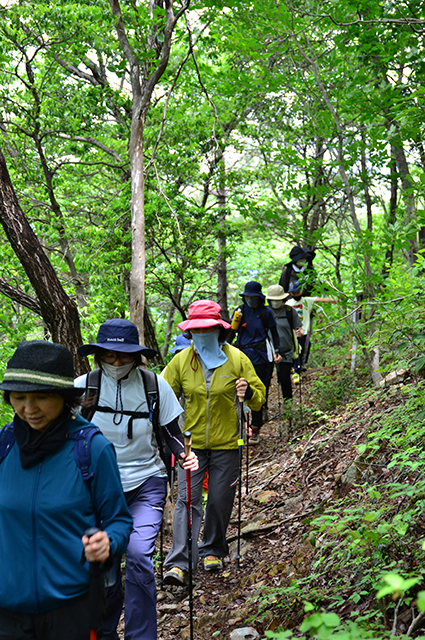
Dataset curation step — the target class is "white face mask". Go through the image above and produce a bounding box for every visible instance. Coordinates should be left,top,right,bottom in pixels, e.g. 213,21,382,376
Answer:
270,300,284,309
102,362,135,380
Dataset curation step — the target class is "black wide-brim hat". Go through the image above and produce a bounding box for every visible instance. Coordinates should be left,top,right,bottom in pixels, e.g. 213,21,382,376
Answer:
0,340,84,395
78,318,157,359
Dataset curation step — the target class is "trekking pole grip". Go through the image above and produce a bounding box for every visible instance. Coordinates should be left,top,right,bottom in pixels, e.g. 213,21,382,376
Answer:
184,431,192,457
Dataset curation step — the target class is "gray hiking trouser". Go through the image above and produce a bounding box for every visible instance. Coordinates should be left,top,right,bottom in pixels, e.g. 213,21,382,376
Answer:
164,448,239,572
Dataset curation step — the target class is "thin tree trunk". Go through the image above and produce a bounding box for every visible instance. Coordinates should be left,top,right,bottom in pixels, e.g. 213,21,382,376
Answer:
381,147,398,277
216,181,229,321
0,147,89,375
161,297,177,359
144,305,163,366
392,142,418,266
109,0,187,345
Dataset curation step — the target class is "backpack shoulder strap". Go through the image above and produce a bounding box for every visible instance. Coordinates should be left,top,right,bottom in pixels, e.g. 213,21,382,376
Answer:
0,419,102,491
258,305,270,334
139,369,160,431
0,423,15,464
68,425,102,483
285,305,294,330
139,369,173,482
81,369,102,422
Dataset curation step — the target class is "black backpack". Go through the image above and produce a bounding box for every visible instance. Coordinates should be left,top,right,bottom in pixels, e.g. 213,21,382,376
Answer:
81,368,172,481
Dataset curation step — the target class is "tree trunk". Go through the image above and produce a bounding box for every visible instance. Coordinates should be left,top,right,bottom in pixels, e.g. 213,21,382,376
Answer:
129,114,146,341
144,305,163,366
393,142,418,267
0,147,89,375
109,0,187,346
216,183,229,321
161,295,177,359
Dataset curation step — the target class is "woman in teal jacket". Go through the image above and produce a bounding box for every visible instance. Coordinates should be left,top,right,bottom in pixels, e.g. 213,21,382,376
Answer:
0,340,132,640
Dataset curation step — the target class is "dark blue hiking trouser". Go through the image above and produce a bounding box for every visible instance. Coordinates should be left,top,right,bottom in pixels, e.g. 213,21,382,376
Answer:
251,361,273,428
103,475,167,640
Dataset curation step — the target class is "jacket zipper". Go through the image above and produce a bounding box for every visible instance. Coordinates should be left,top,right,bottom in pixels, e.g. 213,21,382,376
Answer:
205,386,210,448
32,463,42,611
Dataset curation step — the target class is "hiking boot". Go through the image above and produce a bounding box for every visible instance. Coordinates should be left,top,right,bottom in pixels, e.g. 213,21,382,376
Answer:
203,556,223,572
292,372,300,385
163,567,189,586
249,428,260,445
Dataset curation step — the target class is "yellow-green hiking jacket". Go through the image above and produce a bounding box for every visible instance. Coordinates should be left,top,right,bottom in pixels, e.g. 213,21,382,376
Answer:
164,343,266,450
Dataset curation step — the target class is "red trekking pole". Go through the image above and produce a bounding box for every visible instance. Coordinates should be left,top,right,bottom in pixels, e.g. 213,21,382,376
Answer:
184,431,194,640
245,411,250,496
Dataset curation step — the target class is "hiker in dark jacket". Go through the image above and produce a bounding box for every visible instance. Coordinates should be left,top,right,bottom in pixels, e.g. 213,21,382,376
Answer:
267,285,303,404
0,340,132,640
279,245,316,296
75,319,198,640
229,281,281,444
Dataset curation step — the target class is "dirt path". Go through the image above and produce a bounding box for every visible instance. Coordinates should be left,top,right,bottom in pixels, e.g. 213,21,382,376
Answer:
151,368,367,639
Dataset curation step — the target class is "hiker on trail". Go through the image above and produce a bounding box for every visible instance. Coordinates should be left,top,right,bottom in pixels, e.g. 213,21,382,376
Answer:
228,280,280,444
165,332,210,505
0,340,132,640
266,284,303,404
279,245,316,296
162,300,265,585
170,333,191,355
75,319,198,640
286,282,337,377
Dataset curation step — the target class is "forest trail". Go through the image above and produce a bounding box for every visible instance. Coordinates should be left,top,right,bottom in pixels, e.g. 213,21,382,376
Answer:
136,363,391,640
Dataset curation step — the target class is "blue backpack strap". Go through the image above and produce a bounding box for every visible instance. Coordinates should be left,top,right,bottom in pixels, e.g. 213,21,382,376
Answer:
0,423,15,464
68,425,102,483
0,422,101,488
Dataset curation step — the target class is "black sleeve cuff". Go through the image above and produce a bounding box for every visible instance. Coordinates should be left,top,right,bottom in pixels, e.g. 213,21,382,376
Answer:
244,383,253,400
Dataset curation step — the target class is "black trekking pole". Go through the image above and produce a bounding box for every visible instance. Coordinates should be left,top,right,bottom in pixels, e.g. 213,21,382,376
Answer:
276,362,282,436
184,431,194,640
84,527,106,640
236,399,245,571
299,368,303,422
159,521,164,591
170,453,176,502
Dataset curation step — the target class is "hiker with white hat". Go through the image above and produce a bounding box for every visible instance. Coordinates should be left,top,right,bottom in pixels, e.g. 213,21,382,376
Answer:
266,285,303,406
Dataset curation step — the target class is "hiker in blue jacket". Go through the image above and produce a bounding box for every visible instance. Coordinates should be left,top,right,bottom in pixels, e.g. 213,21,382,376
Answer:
0,340,132,640
75,318,198,640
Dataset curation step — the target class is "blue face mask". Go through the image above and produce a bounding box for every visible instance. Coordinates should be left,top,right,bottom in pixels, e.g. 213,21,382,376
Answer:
245,297,259,308
191,329,228,370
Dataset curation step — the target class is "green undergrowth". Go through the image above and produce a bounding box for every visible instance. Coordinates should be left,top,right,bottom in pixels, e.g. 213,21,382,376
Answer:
254,377,425,638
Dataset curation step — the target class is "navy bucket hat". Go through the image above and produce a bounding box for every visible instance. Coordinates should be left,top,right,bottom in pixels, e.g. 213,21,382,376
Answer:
288,280,303,294
170,334,192,354
240,281,266,300
78,319,157,359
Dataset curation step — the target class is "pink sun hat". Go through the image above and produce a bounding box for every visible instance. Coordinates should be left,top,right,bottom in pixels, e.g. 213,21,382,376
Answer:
178,300,231,332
